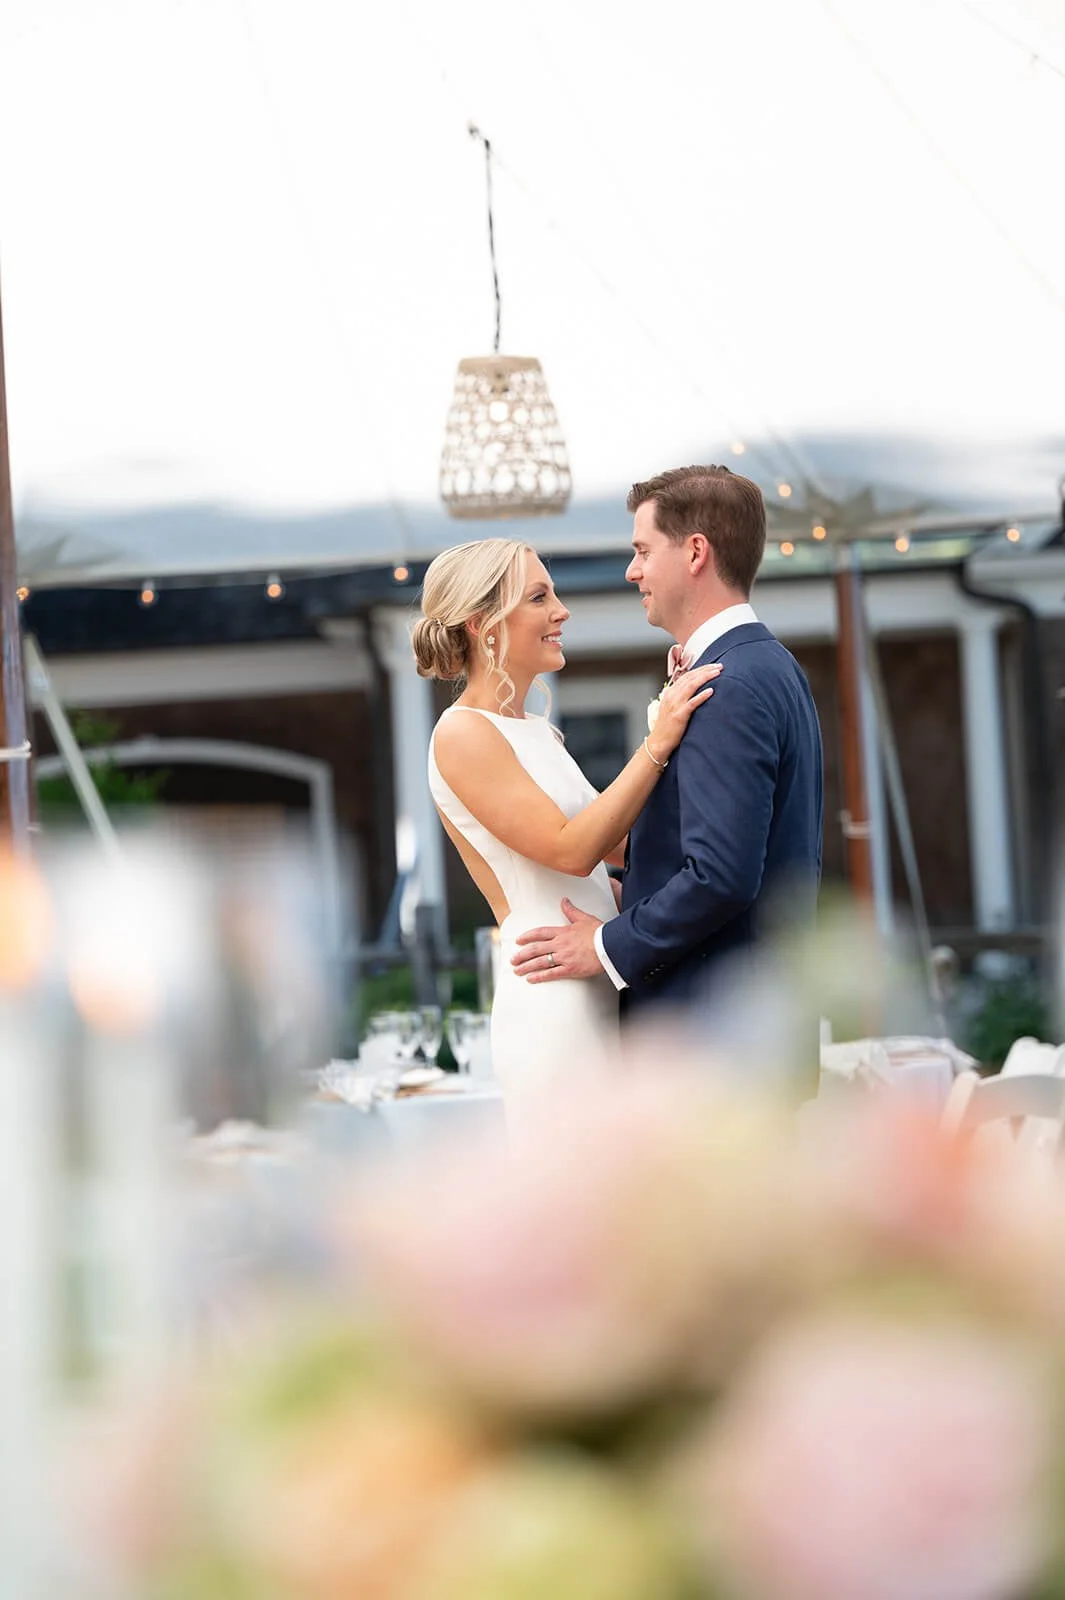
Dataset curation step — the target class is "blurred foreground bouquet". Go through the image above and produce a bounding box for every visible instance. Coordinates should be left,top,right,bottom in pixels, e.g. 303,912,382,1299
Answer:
80,1056,1065,1600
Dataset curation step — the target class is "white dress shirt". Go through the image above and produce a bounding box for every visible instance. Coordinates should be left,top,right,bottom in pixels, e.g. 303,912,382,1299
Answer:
593,603,759,989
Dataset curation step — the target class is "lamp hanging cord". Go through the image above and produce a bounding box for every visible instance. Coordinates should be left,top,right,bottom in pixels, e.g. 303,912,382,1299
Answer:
469,123,502,354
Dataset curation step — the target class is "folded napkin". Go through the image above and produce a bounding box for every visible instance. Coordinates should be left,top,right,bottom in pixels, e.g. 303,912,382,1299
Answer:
316,1061,447,1109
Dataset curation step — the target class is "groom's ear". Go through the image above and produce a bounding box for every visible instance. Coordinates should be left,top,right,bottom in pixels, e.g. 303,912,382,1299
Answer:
688,534,712,576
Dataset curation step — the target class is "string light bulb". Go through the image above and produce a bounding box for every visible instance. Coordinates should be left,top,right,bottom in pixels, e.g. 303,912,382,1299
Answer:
731,441,746,456
894,533,910,553
777,482,792,498
393,564,410,583
138,581,157,608
812,523,827,541
779,541,795,557
265,574,285,601
15,585,29,603
1006,525,1021,543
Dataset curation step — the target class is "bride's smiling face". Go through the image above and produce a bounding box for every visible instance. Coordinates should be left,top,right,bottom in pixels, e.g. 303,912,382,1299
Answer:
500,553,570,676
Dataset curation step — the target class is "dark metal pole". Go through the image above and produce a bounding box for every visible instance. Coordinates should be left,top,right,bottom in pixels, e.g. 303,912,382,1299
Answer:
834,543,874,905
0,282,31,852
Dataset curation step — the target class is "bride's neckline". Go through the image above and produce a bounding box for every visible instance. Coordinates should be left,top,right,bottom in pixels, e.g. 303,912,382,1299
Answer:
446,704,545,724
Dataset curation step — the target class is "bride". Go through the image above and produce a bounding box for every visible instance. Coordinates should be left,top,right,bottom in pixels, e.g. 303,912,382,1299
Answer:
413,538,719,1110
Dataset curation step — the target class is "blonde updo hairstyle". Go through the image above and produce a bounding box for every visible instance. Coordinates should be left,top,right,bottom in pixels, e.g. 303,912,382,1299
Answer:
412,538,547,717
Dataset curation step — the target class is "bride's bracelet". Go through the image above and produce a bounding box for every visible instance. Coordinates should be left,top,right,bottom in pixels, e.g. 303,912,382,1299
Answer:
642,737,668,771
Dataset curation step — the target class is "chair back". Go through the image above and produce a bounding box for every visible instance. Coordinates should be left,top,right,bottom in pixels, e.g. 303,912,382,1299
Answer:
942,1071,1065,1157
999,1037,1065,1079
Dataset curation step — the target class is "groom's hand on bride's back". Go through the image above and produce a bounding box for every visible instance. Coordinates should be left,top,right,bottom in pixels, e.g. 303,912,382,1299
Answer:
511,898,603,982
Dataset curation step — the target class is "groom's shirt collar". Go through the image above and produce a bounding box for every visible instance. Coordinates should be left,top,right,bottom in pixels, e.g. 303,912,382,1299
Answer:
676,602,758,669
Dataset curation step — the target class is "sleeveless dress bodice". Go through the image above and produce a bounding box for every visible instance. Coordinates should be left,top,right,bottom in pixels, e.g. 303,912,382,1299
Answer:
428,706,620,1105
428,707,618,929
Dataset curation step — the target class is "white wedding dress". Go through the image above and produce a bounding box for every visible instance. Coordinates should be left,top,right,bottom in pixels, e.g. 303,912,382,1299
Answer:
428,706,620,1105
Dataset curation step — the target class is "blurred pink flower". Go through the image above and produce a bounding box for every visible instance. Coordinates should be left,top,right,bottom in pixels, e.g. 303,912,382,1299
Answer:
795,1097,1065,1328
336,1065,796,1419
688,1311,1054,1600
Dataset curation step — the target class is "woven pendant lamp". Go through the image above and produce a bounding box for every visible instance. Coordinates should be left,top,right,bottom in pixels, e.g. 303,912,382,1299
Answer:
440,354,571,520
440,128,571,520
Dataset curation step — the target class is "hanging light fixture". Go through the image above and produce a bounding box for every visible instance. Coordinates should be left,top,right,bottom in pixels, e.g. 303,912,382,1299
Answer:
439,126,572,520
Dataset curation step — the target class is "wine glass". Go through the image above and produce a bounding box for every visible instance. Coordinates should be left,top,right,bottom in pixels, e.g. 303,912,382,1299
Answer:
392,1009,422,1065
359,1010,402,1073
464,1013,493,1081
418,1005,443,1066
446,1009,473,1073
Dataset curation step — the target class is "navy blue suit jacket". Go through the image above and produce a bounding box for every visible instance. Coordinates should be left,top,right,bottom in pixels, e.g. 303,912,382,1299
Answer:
600,622,823,1014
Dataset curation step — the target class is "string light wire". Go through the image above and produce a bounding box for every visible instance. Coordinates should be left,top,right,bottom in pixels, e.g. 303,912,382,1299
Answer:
477,140,817,495
469,125,503,354
954,0,1065,83
822,0,1065,325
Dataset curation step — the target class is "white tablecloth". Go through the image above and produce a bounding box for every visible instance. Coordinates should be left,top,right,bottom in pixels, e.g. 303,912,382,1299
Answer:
819,1035,976,1110
376,1086,505,1150
303,1081,506,1158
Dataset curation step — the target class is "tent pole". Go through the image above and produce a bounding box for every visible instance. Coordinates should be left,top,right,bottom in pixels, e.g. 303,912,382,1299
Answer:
0,282,31,854
834,542,874,906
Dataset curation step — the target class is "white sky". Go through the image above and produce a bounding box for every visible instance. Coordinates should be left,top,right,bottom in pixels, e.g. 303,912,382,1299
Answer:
3,0,1065,574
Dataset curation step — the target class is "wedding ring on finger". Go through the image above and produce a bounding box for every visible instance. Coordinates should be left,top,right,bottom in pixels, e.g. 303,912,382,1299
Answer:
546,952,556,968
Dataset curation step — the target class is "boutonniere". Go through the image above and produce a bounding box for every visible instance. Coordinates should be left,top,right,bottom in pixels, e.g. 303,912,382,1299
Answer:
646,678,670,733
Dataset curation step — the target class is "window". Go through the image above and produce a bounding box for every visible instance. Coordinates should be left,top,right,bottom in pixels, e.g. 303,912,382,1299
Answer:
554,672,660,790
558,711,629,791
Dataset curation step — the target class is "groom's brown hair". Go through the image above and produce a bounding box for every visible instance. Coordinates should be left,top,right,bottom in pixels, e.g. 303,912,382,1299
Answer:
627,464,766,596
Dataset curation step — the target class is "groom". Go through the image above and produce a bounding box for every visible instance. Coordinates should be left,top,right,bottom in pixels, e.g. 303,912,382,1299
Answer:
512,463,823,1021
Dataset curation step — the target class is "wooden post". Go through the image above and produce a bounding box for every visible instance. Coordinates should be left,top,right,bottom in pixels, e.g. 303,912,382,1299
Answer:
834,542,874,905
0,283,31,852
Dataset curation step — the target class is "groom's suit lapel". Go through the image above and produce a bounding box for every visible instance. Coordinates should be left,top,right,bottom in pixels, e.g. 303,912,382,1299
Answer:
623,622,773,877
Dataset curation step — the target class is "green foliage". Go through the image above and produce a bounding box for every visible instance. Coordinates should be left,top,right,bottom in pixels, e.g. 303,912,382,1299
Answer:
962,977,1052,1071
445,967,479,1011
357,965,417,1016
35,712,169,821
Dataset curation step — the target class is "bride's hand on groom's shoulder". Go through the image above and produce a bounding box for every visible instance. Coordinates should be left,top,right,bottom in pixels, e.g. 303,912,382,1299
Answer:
649,663,723,760
511,898,604,983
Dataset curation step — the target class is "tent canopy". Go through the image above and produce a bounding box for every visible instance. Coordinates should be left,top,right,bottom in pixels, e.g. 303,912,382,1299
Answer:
4,0,1065,588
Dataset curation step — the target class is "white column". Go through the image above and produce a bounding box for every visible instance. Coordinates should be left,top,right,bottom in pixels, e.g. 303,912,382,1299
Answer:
958,612,1014,931
375,609,448,935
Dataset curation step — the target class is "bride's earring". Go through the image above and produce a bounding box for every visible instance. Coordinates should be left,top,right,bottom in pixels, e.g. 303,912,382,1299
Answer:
486,635,496,647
